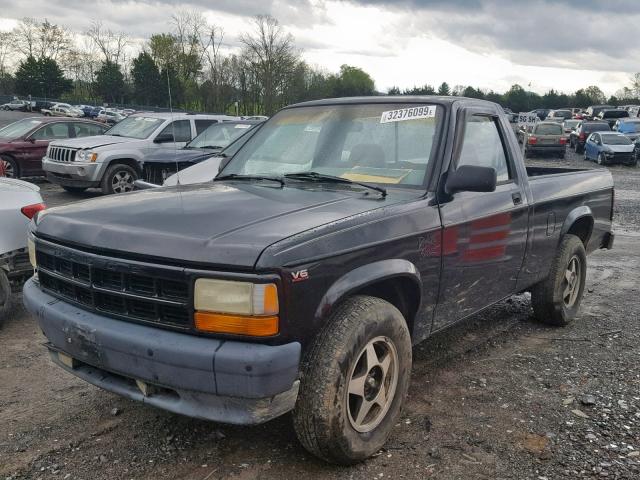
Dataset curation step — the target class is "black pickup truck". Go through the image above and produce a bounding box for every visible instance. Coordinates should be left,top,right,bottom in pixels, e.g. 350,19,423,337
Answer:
24,97,614,464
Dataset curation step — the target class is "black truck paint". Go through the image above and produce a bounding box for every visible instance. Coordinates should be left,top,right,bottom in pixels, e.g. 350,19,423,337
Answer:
23,96,614,462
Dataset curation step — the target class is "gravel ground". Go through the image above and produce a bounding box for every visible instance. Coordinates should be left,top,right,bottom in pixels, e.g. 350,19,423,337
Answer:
1,146,639,479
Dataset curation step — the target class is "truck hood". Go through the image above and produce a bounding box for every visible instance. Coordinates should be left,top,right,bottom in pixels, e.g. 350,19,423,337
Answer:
50,135,139,150
35,182,413,269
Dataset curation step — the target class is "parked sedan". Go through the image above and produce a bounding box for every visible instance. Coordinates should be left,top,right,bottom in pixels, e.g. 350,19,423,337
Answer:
570,121,611,153
1,99,30,111
584,132,636,166
521,121,567,158
97,111,125,125
0,117,108,178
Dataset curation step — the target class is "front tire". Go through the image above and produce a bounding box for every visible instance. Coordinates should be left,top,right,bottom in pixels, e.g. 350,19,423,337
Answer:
531,234,587,326
597,153,604,165
101,163,138,195
293,295,412,465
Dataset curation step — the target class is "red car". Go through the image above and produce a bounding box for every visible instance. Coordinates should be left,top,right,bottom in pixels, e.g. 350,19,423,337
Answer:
0,117,108,178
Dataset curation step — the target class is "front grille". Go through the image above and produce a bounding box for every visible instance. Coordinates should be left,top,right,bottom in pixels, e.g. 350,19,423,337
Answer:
610,152,633,163
48,147,77,162
36,247,191,328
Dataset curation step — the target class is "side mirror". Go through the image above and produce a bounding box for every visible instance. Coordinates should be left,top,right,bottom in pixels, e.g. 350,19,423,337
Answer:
445,165,497,195
218,156,231,173
154,133,174,143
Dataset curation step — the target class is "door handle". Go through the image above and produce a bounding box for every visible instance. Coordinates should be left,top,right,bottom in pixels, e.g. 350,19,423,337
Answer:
512,192,522,205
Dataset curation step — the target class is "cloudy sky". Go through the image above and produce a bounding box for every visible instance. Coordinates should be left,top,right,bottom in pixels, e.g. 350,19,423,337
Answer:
1,0,639,95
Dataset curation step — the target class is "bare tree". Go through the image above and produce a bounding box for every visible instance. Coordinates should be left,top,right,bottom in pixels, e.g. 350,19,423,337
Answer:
86,20,129,66
171,10,208,82
0,31,14,76
240,15,299,115
12,18,71,61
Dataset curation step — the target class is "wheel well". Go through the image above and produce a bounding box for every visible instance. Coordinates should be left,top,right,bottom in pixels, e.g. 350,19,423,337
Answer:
107,158,141,174
566,216,593,246
352,277,421,335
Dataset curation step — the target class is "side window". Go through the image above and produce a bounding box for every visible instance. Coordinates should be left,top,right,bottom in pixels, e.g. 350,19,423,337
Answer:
72,123,106,137
159,120,191,142
457,115,511,183
31,123,71,140
195,119,218,135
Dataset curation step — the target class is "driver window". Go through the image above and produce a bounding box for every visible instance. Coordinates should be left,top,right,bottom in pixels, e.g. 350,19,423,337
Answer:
159,120,191,142
457,115,510,183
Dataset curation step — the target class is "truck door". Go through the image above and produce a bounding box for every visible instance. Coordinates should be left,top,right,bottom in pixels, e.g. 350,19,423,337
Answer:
433,108,529,332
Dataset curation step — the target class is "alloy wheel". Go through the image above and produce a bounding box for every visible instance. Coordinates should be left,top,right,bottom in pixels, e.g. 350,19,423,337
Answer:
563,256,582,308
2,159,15,178
111,170,134,193
346,336,399,433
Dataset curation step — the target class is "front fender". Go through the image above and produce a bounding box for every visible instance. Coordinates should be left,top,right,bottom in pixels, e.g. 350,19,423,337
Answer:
314,259,422,321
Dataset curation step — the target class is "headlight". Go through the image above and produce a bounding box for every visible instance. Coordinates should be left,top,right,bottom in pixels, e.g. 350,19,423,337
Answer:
193,279,279,336
77,151,98,162
27,237,37,268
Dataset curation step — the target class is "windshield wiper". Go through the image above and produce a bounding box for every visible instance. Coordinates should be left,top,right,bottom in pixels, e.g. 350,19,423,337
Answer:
284,171,387,197
199,145,224,150
214,173,284,186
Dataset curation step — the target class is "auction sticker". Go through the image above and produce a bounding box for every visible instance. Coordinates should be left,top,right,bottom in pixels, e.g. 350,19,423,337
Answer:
380,105,436,123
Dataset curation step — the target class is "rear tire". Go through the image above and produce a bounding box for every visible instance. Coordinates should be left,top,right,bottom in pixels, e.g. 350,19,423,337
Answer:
101,163,138,195
531,234,587,327
576,144,584,154
293,295,412,465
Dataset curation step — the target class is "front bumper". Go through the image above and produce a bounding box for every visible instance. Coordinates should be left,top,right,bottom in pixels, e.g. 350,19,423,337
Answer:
23,279,301,424
42,156,101,186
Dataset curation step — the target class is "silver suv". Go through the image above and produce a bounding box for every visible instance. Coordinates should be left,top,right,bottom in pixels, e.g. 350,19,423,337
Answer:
42,112,238,194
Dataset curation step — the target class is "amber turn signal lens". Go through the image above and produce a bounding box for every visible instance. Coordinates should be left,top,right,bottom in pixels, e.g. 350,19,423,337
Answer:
194,312,279,336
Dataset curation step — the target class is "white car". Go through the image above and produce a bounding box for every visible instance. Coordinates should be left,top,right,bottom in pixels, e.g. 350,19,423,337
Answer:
0,178,45,325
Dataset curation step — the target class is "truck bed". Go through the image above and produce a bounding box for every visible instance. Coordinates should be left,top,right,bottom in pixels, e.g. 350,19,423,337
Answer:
526,166,591,177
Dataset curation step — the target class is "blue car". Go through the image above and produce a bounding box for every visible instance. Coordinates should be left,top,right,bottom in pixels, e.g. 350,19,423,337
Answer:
584,131,637,166
612,118,640,142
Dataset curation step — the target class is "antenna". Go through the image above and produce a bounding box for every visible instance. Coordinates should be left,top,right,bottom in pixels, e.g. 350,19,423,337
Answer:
166,68,180,185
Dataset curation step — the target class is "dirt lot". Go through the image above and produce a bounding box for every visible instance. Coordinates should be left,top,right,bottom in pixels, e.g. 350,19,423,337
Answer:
1,148,639,479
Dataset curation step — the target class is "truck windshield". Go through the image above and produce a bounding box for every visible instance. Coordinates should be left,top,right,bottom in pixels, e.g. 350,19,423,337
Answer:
601,134,632,145
105,116,165,139
222,104,442,187
187,123,255,150
0,119,43,139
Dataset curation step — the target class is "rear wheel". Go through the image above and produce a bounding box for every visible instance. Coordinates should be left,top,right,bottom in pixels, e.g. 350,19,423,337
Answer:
531,234,587,326
101,163,138,195
1,156,18,178
293,295,412,464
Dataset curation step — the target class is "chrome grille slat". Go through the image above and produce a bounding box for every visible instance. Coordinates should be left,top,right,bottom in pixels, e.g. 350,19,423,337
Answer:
49,146,77,162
